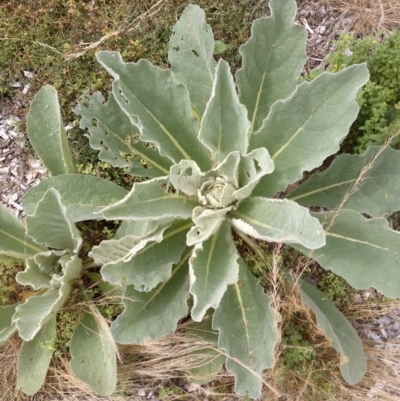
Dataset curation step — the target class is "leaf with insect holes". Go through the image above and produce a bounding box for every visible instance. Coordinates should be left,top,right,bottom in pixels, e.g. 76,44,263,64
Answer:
168,4,216,117
75,91,172,177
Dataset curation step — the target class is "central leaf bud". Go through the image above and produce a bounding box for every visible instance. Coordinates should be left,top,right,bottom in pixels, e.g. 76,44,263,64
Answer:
198,176,237,209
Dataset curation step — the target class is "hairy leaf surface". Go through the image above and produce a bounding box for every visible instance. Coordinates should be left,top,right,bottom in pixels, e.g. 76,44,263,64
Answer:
17,316,56,396
189,220,239,321
26,188,82,252
111,250,191,343
212,259,277,398
295,210,400,298
199,59,250,164
100,177,198,221
23,175,128,222
97,220,191,291
186,315,225,384
75,91,171,177
236,0,307,136
298,279,367,385
70,311,117,396
97,51,210,170
250,65,369,197
231,197,325,249
27,85,76,175
0,304,18,345
168,4,216,117
288,146,400,217
0,203,45,258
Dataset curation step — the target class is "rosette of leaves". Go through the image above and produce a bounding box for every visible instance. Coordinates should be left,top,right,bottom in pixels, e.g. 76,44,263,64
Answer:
0,86,127,396
74,0,400,397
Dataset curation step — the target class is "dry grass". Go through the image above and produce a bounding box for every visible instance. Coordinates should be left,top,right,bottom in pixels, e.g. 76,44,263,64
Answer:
322,0,400,35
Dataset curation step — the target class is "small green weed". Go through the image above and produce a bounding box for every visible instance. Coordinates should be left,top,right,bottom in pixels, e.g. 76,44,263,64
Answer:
326,31,400,152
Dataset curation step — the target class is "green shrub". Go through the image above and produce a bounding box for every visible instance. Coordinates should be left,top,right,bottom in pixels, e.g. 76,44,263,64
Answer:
327,31,400,152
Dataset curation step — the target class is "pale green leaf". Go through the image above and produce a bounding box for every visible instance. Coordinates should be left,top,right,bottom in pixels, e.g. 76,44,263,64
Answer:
0,304,18,345
168,4,216,117
214,151,241,188
234,147,274,201
295,210,400,298
250,65,370,197
23,174,128,222
0,203,45,258
236,0,307,136
49,252,83,288
212,258,277,399
26,188,82,252
100,177,198,221
17,315,56,396
97,220,191,291
231,197,325,249
97,51,211,170
74,91,171,177
190,220,239,321
16,253,58,290
288,146,400,217
13,284,71,341
27,85,76,175
70,311,117,396
298,279,367,385
187,206,230,246
115,219,171,240
185,315,225,385
199,59,250,164
111,250,191,343
214,40,229,55
170,160,204,196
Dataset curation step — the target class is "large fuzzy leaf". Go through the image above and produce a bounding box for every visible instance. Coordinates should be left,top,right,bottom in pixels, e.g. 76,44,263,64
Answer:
17,315,56,396
287,146,400,217
96,220,191,291
185,315,225,385
189,220,239,321
250,65,370,197
212,259,277,399
0,304,18,345
70,311,117,396
74,91,171,177
96,51,211,170
23,175,128,222
199,59,250,164
298,279,367,385
27,85,75,175
295,210,400,298
168,4,216,117
111,250,191,344
0,203,45,258
230,197,325,249
99,177,198,221
26,188,82,252
236,0,307,136
12,285,70,341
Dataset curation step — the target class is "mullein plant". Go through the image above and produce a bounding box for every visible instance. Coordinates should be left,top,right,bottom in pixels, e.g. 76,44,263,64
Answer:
2,0,400,398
